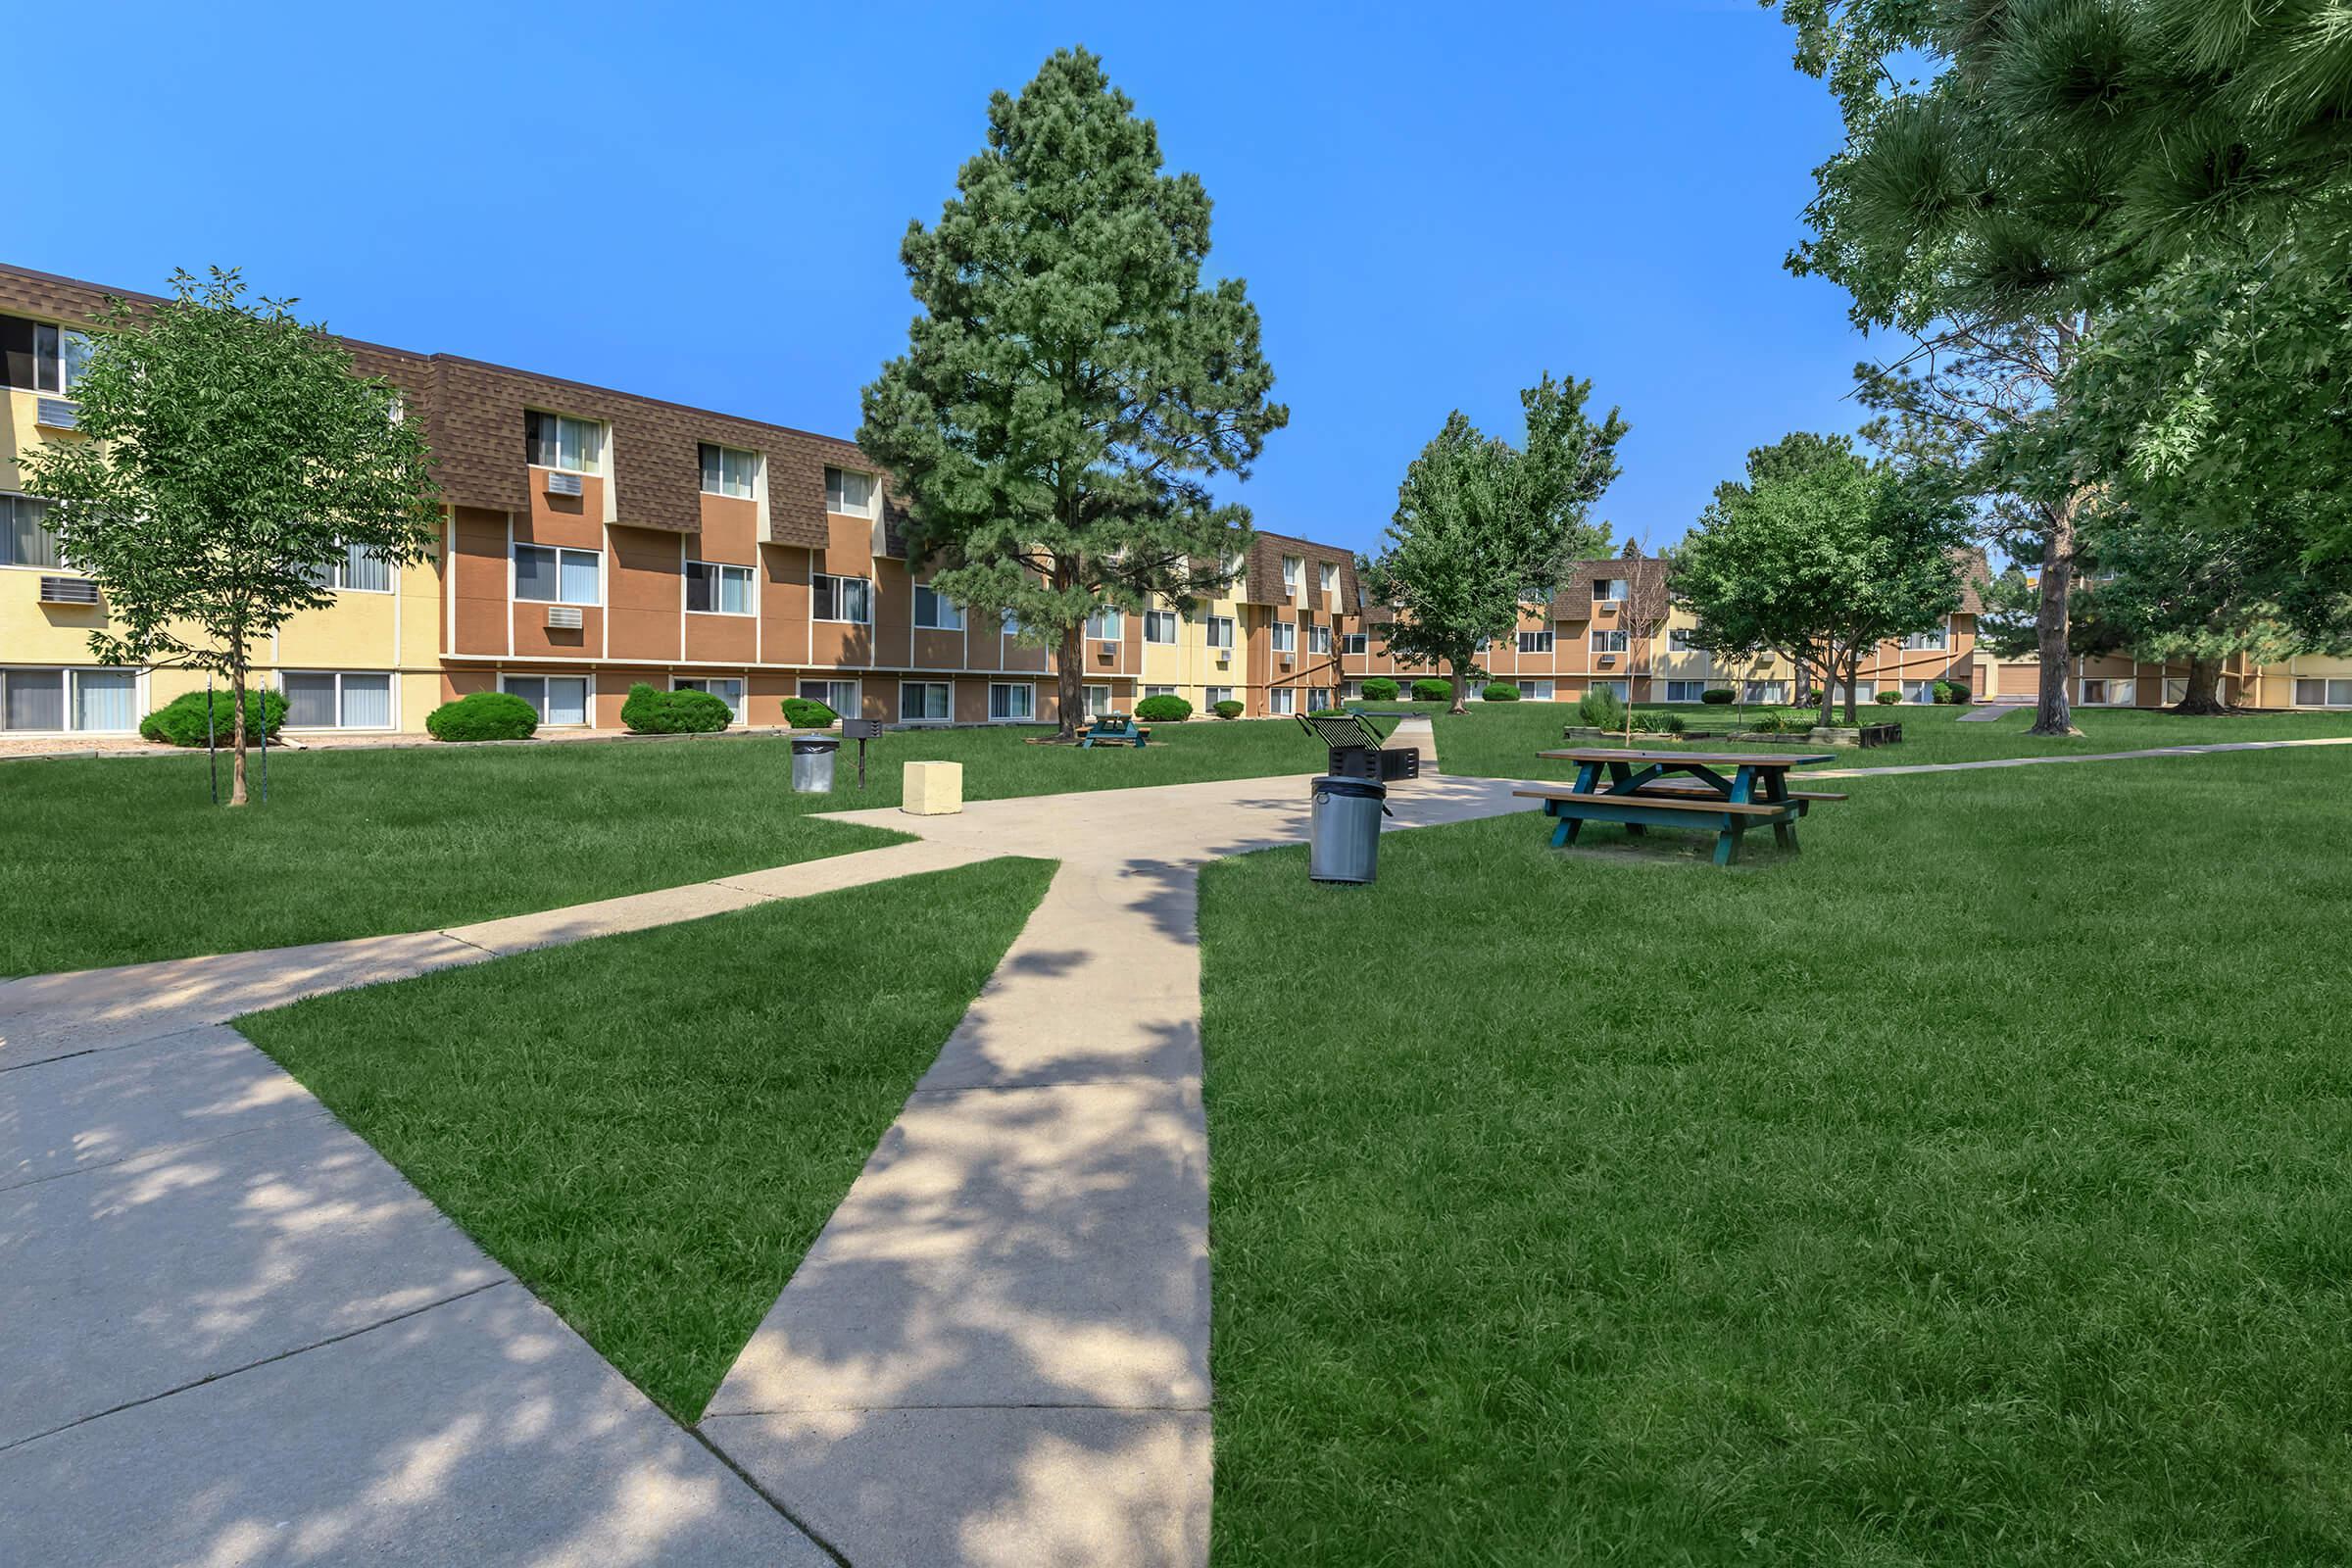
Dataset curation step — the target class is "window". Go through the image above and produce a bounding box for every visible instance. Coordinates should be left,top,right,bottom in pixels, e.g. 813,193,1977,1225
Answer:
13,323,94,394
1664,679,1710,704
800,679,860,716
1205,686,1236,709
699,443,759,498
1307,623,1333,655
1225,549,1248,581
824,466,877,517
1667,626,1692,653
514,545,601,605
1144,609,1179,644
1589,679,1630,703
686,561,754,615
524,411,606,474
1902,626,1949,651
676,677,745,721
1743,679,1789,705
1343,631,1367,656
1524,679,1556,700
1901,679,1936,704
1319,563,1338,599
304,542,392,594
1592,577,1627,603
503,675,589,726
1207,615,1236,650
812,573,871,623
1517,629,1554,655
1085,607,1124,641
1272,620,1297,653
914,585,963,631
2293,677,2352,708
1591,628,1629,653
2,495,64,568
899,681,952,723
1144,684,1178,699
1083,684,1115,719
988,682,1036,722
281,671,393,729
1,667,136,732
1282,557,1302,597
1269,686,1297,714
2081,677,2135,706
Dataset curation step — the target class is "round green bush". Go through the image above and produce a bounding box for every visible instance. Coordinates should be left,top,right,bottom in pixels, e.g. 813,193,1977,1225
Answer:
1212,699,1245,719
426,690,539,742
1873,689,1902,706
621,682,732,734
1576,686,1627,729
1482,681,1521,702
1135,694,1193,722
1934,679,1969,705
1359,677,1399,702
140,688,288,747
1410,678,1452,702
782,697,838,728
1699,688,1735,705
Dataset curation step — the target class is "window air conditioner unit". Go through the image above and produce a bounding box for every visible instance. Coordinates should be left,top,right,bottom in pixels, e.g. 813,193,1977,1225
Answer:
1598,652,1617,665
38,575,100,606
545,470,585,498
546,605,584,630
1597,601,1618,614
1097,641,1117,660
1215,649,1231,664
1280,656,1294,670
35,398,78,431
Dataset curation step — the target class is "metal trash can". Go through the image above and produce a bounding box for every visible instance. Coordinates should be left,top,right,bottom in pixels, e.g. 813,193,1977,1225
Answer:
1308,775,1390,884
791,735,840,794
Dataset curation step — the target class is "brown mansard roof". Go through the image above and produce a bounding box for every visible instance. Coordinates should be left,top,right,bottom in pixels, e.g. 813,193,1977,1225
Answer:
1242,528,1360,610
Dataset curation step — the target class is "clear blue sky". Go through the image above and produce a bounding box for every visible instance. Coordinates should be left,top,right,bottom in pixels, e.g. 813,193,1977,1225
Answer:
14,0,1875,557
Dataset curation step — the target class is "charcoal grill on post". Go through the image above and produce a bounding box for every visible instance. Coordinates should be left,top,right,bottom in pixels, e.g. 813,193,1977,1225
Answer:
1295,710,1420,783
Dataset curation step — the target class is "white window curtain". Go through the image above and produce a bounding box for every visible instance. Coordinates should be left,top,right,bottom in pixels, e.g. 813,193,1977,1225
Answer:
4,669,66,730
341,674,393,728
74,670,137,732
283,673,339,728
559,552,600,606
3,496,64,567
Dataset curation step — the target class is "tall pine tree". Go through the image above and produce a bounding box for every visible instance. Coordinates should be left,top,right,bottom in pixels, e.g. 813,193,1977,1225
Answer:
858,48,1287,737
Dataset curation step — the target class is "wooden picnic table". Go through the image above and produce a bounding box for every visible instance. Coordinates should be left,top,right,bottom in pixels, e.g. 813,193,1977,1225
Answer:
1517,748,1844,865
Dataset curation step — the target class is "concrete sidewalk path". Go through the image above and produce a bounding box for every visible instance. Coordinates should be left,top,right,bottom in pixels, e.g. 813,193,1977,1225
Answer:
698,760,1533,1567
1813,733,2352,778
1956,702,2025,722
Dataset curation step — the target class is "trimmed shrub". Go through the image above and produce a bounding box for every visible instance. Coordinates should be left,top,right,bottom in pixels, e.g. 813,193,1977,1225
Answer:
1934,679,1969,705
1212,699,1245,720
1746,710,1784,734
426,690,539,743
782,697,838,729
1359,677,1399,702
621,683,732,734
1135,694,1193,722
1410,678,1452,702
1699,688,1735,706
1482,682,1522,702
1873,689,1903,706
1576,686,1626,729
141,689,287,748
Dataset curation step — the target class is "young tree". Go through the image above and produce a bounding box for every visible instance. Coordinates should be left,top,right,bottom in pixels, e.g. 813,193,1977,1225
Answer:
1363,375,1626,714
858,47,1287,739
1676,434,1968,727
22,269,439,805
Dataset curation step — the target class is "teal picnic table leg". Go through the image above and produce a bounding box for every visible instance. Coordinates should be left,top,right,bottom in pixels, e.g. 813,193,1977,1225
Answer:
1607,760,1648,837
1711,763,1759,865
1551,761,1600,847
1763,769,1799,853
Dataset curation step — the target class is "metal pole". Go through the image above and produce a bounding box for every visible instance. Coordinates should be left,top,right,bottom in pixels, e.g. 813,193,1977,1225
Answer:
258,682,269,804
206,678,220,806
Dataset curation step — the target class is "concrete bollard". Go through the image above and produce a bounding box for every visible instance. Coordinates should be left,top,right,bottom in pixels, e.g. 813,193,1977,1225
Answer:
902,760,963,815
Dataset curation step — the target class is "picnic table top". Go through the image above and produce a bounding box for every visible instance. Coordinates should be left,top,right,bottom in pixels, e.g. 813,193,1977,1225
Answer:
1538,747,1838,768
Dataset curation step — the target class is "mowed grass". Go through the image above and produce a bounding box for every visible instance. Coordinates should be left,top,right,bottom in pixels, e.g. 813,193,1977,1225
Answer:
237,856,1054,1421
0,716,1332,976
1428,698,2352,781
1200,749,2352,1565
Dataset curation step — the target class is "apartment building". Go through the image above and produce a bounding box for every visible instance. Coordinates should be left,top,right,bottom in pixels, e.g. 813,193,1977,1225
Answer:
1982,651,2352,710
2,261,1373,738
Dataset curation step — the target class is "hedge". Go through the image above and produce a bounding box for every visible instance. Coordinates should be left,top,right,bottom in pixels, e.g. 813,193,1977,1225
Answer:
621,682,732,734
1410,678,1452,702
782,697,838,729
1358,677,1399,702
1135,694,1194,722
1699,688,1736,706
1212,699,1245,719
1482,682,1521,702
1874,689,1903,706
426,690,539,742
141,689,288,748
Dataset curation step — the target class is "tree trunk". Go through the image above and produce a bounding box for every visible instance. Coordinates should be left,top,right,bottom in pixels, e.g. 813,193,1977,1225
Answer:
1448,662,1468,716
1841,655,1859,725
227,665,250,808
1816,654,1836,729
2172,656,2229,715
2029,511,2080,737
1056,622,1084,740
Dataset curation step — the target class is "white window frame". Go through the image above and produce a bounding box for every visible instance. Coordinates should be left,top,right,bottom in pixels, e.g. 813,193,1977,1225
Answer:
1144,609,1180,645
685,560,755,616
513,544,602,606
2292,677,2352,709
1272,619,1297,653
1590,628,1629,653
1269,686,1297,715
988,681,1036,723
1318,562,1338,599
698,442,760,499
502,673,592,726
1590,678,1631,703
279,669,397,731
1902,627,1949,651
2081,677,2135,707
1743,679,1789,705
1282,557,1303,597
824,466,878,518
525,411,607,475
1592,577,1627,603
1517,629,1554,655
1900,679,1936,705
899,680,953,723
1307,623,1333,656
811,573,872,624
26,323,94,395
1343,631,1367,656
673,675,747,721
1082,683,1115,719
1667,626,1692,653
1085,607,1125,641
0,666,139,733
1525,679,1556,700
798,678,860,717
913,584,964,631
1663,679,1710,704
1143,684,1179,700
1205,685,1237,708
1206,615,1236,650
1,493,66,569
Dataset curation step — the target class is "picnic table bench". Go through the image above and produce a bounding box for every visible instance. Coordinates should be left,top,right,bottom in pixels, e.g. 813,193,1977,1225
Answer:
1516,748,1847,865
1078,714,1152,749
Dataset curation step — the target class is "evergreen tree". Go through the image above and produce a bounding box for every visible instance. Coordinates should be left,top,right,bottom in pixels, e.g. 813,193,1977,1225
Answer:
858,47,1287,738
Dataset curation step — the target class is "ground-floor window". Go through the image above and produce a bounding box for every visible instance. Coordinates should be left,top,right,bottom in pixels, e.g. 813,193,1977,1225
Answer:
900,680,951,722
1144,684,1178,699
1900,679,1936,704
1205,686,1237,709
504,674,590,726
676,676,745,721
1,666,138,732
988,682,1036,722
2081,677,2135,707
1742,680,1788,705
283,670,394,729
1269,687,1297,715
1082,684,1115,719
799,679,859,717
1590,679,1630,703
1524,679,1555,700
1662,679,1709,703
2293,677,2352,708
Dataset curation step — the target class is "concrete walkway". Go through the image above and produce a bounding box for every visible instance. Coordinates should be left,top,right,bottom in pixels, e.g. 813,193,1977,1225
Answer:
1812,733,2352,779
1956,702,2026,722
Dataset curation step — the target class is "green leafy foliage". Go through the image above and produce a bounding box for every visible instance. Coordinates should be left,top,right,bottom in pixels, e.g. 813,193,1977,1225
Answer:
1699,688,1735,706
1876,689,1904,706
140,688,287,747
1410,678,1453,703
1358,677,1399,702
858,48,1288,737
782,698,838,729
425,691,538,743
621,683,733,735
1481,682,1521,702
1213,700,1245,720
1135,694,1194,722
1576,686,1626,729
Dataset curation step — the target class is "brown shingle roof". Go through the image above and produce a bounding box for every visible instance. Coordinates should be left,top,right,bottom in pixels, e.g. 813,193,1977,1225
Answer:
1242,528,1360,610
1547,558,1671,617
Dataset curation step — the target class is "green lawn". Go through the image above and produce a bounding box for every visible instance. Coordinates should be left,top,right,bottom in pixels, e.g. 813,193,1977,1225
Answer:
1200,749,2352,1564
0,716,1333,976
237,855,1054,1421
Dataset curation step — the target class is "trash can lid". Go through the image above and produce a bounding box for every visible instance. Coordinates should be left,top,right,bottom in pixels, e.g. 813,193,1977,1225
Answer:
1311,775,1386,799
791,736,841,754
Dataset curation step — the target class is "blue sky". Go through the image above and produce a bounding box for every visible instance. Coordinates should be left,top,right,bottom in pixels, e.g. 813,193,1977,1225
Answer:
15,1,1875,557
